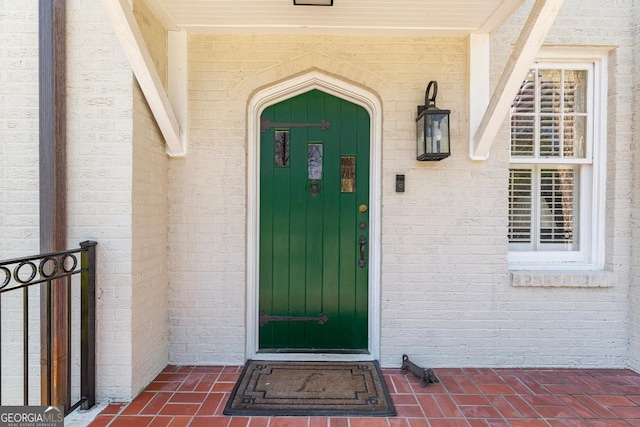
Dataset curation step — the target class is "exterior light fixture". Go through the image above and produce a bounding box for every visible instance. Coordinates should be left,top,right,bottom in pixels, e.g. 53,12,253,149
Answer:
416,81,450,161
293,0,333,5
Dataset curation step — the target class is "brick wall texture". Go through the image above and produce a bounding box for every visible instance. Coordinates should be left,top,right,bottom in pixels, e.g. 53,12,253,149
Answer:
0,0,40,389
630,2,640,372
131,0,170,398
66,0,135,401
0,0,39,258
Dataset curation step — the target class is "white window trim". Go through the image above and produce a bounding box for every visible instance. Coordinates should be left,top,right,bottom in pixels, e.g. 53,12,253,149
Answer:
507,47,608,271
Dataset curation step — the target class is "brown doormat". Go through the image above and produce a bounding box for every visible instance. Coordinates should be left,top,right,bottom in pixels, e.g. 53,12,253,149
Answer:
223,360,396,416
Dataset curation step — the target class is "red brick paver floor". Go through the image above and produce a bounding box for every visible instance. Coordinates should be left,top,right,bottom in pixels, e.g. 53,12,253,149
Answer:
88,365,640,426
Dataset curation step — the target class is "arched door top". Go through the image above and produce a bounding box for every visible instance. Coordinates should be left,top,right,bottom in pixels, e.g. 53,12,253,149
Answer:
249,70,381,121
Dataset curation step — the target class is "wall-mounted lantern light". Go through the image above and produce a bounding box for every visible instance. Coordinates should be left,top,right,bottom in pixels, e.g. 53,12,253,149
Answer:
293,0,333,5
416,81,450,161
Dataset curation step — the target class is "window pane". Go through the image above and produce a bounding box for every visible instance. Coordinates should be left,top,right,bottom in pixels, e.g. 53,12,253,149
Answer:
509,169,532,246
512,70,536,114
274,130,290,167
341,157,355,192
510,115,535,156
308,143,323,180
564,70,587,113
539,167,578,251
539,116,561,157
510,66,589,162
539,69,561,114
563,115,586,158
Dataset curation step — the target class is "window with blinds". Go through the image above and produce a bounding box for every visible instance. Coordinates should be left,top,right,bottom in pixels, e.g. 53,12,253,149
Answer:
510,68,588,160
509,64,590,254
509,166,578,251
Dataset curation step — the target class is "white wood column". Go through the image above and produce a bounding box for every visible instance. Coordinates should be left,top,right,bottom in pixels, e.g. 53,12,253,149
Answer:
168,30,189,155
469,33,490,159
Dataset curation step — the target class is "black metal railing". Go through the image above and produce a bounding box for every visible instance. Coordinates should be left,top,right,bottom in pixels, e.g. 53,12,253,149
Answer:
0,241,96,414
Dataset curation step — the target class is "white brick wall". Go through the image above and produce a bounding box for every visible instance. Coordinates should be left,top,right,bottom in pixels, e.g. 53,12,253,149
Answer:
0,0,39,258
67,0,171,402
170,35,471,365
66,0,135,401
1,0,143,403
171,0,633,368
629,4,640,372
0,0,41,405
131,0,170,397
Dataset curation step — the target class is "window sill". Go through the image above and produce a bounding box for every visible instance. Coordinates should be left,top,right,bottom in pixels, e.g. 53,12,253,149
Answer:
509,269,615,288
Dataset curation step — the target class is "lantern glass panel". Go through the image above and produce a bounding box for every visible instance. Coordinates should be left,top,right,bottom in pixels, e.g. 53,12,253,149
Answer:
416,114,426,158
416,107,450,160
425,112,449,154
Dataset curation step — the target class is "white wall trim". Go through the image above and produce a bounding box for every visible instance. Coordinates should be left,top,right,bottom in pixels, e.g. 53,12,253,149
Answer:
246,71,383,361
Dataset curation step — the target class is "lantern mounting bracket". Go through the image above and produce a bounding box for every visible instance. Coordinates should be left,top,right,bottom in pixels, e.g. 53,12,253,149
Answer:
417,80,438,115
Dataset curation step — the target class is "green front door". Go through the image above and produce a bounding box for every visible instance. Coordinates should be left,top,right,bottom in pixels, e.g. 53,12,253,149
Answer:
259,89,370,352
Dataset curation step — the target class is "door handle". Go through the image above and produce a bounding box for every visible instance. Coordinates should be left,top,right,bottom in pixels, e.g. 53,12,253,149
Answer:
359,236,367,268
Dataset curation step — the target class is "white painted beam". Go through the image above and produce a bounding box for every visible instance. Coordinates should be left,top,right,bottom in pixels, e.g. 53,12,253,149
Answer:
470,0,564,160
101,0,187,157
168,31,188,156
469,34,490,159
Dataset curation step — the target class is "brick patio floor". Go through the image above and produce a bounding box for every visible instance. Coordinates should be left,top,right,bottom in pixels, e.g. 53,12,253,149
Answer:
87,365,640,426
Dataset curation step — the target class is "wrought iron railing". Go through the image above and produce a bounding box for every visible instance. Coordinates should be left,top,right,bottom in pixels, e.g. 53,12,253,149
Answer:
0,241,96,414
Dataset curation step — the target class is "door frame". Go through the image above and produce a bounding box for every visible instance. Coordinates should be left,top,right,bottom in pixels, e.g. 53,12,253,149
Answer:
246,71,382,361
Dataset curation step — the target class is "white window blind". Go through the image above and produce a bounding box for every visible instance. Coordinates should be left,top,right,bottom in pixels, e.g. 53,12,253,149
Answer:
509,166,578,252
508,168,532,245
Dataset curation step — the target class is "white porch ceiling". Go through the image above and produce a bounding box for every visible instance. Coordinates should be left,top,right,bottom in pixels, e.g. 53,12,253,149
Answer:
142,0,526,36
